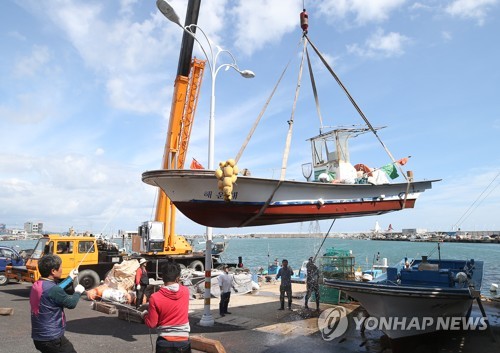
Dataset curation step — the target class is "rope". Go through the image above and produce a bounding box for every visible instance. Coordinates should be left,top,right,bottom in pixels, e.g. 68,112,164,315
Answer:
280,38,307,180
305,46,324,130
303,34,407,181
312,219,336,262
239,40,310,226
234,41,301,164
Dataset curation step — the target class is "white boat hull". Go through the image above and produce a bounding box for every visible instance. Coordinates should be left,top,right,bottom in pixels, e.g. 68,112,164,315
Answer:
142,169,437,228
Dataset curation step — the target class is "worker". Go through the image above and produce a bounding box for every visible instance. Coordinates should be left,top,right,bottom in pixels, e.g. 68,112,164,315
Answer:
30,254,84,353
276,259,294,310
218,265,237,317
304,257,320,311
135,258,149,308
142,259,191,353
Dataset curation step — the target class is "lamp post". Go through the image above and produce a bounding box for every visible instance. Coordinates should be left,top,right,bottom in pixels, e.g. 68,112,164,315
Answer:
157,0,255,327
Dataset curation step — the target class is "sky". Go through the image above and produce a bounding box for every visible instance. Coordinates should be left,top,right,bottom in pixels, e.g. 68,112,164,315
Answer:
1,0,499,236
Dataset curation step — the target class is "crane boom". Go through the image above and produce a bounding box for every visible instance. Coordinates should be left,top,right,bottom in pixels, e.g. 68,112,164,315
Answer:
138,0,205,257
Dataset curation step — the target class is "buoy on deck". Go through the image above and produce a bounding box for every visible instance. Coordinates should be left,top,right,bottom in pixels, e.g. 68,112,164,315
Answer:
490,283,498,292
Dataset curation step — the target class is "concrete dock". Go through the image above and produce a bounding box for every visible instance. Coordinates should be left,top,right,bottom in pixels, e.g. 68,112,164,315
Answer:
1,281,499,353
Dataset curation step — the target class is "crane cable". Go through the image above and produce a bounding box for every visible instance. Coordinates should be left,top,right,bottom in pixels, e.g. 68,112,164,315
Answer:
453,171,500,229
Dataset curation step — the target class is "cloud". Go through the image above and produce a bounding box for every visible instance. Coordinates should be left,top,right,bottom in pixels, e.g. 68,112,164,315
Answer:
13,45,51,77
231,0,301,56
8,30,26,41
347,28,410,58
317,0,406,26
445,0,498,26
15,1,179,116
441,31,453,41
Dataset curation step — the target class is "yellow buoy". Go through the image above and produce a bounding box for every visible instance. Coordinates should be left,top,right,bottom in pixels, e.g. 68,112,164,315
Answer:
223,166,233,177
223,177,232,187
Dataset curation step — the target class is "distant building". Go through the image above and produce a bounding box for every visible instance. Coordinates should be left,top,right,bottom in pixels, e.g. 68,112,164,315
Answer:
24,222,43,234
0,223,5,233
402,228,427,235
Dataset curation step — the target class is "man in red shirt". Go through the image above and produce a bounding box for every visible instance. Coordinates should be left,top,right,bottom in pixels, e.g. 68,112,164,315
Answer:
142,259,191,353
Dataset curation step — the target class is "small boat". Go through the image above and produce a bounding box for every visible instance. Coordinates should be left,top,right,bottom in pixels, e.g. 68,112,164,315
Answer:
142,15,439,229
324,255,484,339
291,260,308,284
143,168,437,228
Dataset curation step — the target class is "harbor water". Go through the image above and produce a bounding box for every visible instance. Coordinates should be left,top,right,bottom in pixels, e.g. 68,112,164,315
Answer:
3,237,499,297
217,237,500,298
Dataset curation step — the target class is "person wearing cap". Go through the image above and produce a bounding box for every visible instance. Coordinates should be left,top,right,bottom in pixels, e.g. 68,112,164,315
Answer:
276,259,294,310
217,265,236,317
135,258,149,308
304,257,320,311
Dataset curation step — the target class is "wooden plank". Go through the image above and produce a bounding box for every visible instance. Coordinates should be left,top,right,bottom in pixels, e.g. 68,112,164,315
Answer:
191,335,227,353
117,308,144,323
0,308,14,316
92,301,117,315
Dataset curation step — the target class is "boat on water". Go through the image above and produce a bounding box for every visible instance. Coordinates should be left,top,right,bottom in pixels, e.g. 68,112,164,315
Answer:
324,255,484,339
142,11,439,229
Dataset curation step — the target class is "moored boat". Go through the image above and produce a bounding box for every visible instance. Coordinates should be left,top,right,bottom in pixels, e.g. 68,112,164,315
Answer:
324,256,484,339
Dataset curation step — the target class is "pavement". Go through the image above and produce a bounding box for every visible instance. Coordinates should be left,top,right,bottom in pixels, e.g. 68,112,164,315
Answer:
1,281,499,353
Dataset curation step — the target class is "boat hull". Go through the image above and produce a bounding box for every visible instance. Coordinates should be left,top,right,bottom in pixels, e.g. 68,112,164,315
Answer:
142,170,437,228
324,279,476,339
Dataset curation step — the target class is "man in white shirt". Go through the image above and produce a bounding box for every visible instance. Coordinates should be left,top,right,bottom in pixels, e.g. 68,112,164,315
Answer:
217,265,235,317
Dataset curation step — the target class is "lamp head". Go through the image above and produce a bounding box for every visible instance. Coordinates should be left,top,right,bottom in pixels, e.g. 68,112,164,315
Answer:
239,70,255,79
156,0,182,27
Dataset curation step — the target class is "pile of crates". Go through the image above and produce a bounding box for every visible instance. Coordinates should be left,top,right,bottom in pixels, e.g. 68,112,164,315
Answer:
317,248,355,304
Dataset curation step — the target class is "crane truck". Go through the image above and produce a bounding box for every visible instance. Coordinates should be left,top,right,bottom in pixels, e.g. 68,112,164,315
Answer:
134,0,224,274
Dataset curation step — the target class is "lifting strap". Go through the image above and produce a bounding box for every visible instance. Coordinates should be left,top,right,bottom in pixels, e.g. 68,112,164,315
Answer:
305,46,325,130
239,39,308,227
303,34,408,182
234,41,302,164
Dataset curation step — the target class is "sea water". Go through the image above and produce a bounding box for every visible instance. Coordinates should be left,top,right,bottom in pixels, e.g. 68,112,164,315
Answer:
217,237,500,298
3,237,499,297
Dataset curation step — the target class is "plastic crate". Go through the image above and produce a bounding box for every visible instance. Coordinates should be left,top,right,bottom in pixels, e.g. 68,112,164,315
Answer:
314,284,340,304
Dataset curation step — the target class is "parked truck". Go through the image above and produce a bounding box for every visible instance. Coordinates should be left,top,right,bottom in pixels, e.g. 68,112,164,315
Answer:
0,245,25,286
5,234,123,290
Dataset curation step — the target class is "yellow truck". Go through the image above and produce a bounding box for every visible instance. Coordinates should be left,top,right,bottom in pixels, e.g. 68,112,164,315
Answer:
6,234,123,290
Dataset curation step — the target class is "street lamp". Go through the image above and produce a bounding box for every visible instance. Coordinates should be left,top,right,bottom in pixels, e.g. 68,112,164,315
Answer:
157,0,255,327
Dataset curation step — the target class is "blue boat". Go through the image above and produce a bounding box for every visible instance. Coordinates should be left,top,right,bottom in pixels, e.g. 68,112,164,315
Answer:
324,255,485,339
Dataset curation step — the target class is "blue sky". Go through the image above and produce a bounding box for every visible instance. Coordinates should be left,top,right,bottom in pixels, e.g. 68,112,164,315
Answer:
1,0,499,235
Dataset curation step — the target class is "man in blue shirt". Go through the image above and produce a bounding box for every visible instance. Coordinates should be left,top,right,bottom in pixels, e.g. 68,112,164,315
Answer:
30,254,84,353
276,259,293,310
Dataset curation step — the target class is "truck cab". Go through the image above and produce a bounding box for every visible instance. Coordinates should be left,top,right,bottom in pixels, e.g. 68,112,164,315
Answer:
0,246,24,286
6,234,122,290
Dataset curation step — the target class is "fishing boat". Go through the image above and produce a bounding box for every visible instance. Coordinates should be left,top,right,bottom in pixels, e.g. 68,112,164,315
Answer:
143,167,436,228
324,255,485,339
142,11,439,229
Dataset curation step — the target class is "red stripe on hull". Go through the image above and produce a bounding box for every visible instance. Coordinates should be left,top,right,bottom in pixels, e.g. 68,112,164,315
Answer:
174,199,416,228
